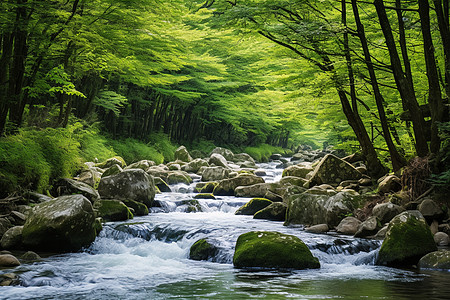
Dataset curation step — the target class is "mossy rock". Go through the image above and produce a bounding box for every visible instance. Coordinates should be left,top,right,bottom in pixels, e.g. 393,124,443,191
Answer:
253,202,287,221
418,250,450,271
377,211,437,267
96,156,126,169
102,165,123,178
182,200,202,213
233,231,320,270
154,177,171,193
197,182,218,193
167,172,193,185
94,200,134,222
189,238,219,261
235,198,272,216
194,193,216,200
121,199,149,216
213,174,264,196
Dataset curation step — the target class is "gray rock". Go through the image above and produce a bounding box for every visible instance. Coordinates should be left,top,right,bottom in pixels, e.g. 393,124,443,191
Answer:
213,174,265,196
354,216,380,238
434,232,449,246
305,224,329,233
372,202,405,224
279,176,308,187
235,183,276,198
125,160,155,170
0,226,23,250
209,153,229,168
234,153,255,164
21,251,41,261
183,158,209,173
0,272,19,286
22,195,98,252
96,157,126,169
418,198,446,221
336,217,361,235
282,164,314,179
153,177,171,192
10,211,26,226
210,147,234,161
0,254,20,267
253,202,287,221
77,169,102,187
201,166,230,182
307,154,362,187
98,169,156,207
174,146,193,162
418,250,450,270
52,178,100,203
102,164,123,178
0,217,12,237
166,171,193,185
235,198,272,215
378,175,401,194
94,200,133,222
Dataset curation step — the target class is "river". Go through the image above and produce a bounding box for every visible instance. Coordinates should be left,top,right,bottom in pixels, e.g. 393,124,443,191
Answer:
1,161,450,299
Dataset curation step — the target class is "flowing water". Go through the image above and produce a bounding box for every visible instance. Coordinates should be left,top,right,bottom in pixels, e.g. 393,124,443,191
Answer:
1,161,450,299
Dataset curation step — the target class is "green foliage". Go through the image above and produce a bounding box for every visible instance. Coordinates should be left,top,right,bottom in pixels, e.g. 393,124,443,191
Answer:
147,132,177,162
244,144,292,162
77,125,117,163
93,91,128,117
106,138,164,165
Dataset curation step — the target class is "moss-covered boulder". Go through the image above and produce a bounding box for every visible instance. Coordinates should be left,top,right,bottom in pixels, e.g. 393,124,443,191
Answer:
336,217,362,235
201,166,230,182
101,164,123,178
210,147,235,161
121,199,149,216
253,202,287,221
182,200,202,213
174,146,193,163
96,156,126,169
125,160,155,171
0,226,23,250
189,238,219,261
233,231,320,270
167,171,193,185
52,178,100,203
307,154,362,187
377,211,437,267
94,200,134,222
98,169,156,207
418,250,450,271
282,165,314,179
213,174,265,196
279,176,308,187
183,158,209,173
194,193,216,200
235,183,277,198
196,181,218,193
235,198,272,215
22,195,98,252
78,169,102,188
153,177,171,193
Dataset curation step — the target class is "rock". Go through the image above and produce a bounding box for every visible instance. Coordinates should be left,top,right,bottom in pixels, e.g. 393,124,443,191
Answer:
235,183,275,198
168,163,181,171
377,211,437,267
190,149,205,159
233,231,320,270
254,170,267,177
378,175,401,194
189,238,219,261
77,169,101,188
166,171,193,185
418,198,446,221
24,191,53,203
0,217,12,237
52,178,100,203
210,147,234,161
209,153,228,168
125,160,155,171
270,153,282,160
146,166,169,181
98,169,156,207
96,156,126,169
307,154,362,187
21,251,41,261
418,250,450,270
174,146,193,162
279,176,308,187
372,202,405,224
213,174,265,196
0,254,20,267
154,177,171,193
343,152,364,164
373,225,389,239
183,158,209,173
194,193,216,200
282,165,314,179
201,166,230,182
102,164,123,178
438,223,450,235
264,190,283,202
434,232,449,246
235,198,272,215
430,220,439,234
0,226,23,250
22,195,98,252
121,199,149,216
182,200,202,213
253,202,287,221
336,217,362,235
94,200,133,222
305,224,329,233
233,153,255,164
285,191,359,227
354,216,381,238
10,211,26,226
196,182,218,193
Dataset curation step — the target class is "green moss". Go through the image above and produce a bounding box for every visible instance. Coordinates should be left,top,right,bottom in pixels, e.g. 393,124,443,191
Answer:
94,200,134,222
194,193,216,200
233,231,320,270
235,198,272,215
182,199,202,213
197,182,218,193
121,199,149,216
189,238,218,261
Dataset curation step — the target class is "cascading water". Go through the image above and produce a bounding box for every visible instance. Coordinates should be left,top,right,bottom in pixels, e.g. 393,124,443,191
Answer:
1,160,450,299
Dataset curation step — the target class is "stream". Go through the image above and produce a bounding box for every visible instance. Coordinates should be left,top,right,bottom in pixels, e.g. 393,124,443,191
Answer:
1,161,450,299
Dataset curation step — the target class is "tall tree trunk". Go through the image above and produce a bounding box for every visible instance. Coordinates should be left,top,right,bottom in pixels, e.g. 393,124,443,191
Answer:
433,0,450,99
419,0,444,154
0,33,13,135
351,0,406,171
374,0,429,157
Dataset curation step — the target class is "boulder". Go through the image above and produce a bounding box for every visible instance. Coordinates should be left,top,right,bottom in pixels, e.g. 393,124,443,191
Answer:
146,166,169,181
285,191,359,227
194,193,216,200
270,153,282,160
253,202,287,221
98,169,156,207
233,153,255,164
0,254,20,268
307,154,362,187
235,198,272,215
94,200,133,222
183,158,209,173
418,250,450,270
121,199,149,216
196,182,218,193
166,171,193,185
434,232,449,246
210,147,234,161
264,190,283,202
10,211,26,226
282,165,314,179
174,146,193,162
235,183,275,198
279,176,308,187
233,231,320,270
21,251,41,261
354,216,381,238
125,160,155,171
213,174,265,196
22,195,98,252
336,217,362,235
24,191,53,203
77,169,101,188
0,217,12,237
96,156,126,169
189,238,219,261
418,199,446,221
378,175,401,194
209,153,229,168
377,211,437,267
0,226,23,250
168,163,181,171
372,202,405,225
201,166,230,182
102,164,123,178
0,273,19,286
154,177,171,193
305,224,329,234
52,178,100,203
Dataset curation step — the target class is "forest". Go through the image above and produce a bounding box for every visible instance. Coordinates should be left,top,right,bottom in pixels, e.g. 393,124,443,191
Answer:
0,0,449,195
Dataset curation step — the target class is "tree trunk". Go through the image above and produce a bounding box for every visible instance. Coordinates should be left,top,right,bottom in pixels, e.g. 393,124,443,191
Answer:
433,0,450,99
